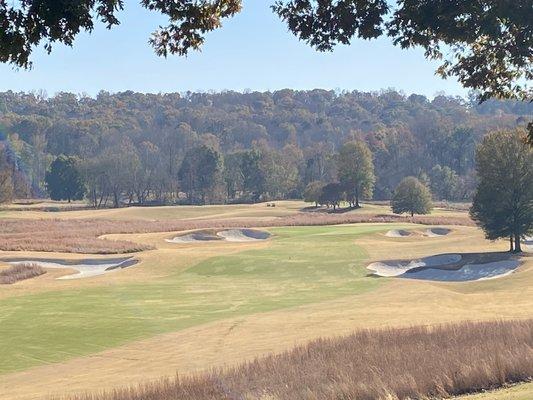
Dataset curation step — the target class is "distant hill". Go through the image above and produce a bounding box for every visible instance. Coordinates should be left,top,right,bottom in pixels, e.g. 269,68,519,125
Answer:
0,89,531,202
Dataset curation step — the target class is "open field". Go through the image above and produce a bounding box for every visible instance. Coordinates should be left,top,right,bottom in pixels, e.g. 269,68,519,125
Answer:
0,200,470,221
0,201,531,400
0,201,306,220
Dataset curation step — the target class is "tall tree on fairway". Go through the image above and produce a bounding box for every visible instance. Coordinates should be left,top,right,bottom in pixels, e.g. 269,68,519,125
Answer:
179,145,223,204
45,155,85,202
319,182,344,210
0,147,13,203
337,140,375,208
304,181,325,207
241,149,266,202
470,129,533,252
391,176,433,216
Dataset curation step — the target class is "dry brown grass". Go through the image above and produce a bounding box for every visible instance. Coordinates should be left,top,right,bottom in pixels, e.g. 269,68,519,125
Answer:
0,213,473,254
0,263,46,284
59,319,532,400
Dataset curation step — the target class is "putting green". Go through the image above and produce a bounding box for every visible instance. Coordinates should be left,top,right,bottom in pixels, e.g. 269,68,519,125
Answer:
0,224,396,374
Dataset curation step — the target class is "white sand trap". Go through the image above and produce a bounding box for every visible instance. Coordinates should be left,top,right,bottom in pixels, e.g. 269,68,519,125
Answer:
217,229,271,242
367,254,462,277
166,230,221,243
385,229,412,238
1,257,137,280
424,228,452,237
402,260,521,282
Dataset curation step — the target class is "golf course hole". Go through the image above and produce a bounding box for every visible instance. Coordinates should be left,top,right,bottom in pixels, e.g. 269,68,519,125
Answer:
385,229,412,238
368,253,522,282
424,228,452,237
0,257,138,280
217,229,271,242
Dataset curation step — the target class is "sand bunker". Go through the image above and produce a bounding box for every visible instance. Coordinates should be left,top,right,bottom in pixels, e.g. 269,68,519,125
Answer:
367,254,462,277
424,228,451,237
368,253,521,282
167,229,271,243
402,260,521,282
165,230,222,243
385,229,412,238
0,257,137,280
217,229,271,242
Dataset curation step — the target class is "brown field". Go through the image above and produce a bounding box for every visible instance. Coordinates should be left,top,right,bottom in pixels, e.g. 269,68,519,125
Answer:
57,319,533,400
0,211,473,254
0,263,47,284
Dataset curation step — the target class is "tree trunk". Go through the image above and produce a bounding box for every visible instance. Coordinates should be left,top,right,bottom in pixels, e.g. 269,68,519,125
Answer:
514,233,522,253
113,191,120,208
509,236,514,252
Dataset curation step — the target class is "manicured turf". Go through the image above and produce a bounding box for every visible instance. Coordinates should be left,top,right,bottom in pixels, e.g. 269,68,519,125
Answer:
0,224,396,374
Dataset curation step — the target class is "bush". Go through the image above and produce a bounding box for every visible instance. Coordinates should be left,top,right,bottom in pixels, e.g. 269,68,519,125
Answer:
0,263,46,284
392,176,433,216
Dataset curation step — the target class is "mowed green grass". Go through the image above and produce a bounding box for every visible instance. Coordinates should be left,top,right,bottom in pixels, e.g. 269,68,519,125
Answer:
0,224,398,374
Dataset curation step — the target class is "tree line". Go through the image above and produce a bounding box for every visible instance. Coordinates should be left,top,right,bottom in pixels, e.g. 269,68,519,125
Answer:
0,90,531,206
43,128,533,253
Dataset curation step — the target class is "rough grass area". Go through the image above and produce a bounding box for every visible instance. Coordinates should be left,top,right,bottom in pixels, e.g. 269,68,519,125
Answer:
58,319,533,400
0,212,472,254
0,224,387,374
0,263,46,284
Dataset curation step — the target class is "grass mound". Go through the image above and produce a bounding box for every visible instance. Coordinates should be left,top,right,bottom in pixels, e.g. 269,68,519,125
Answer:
0,263,46,284
60,319,533,400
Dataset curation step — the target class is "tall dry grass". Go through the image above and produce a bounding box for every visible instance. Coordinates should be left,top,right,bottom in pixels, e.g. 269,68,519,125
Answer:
0,213,473,254
60,319,532,400
0,263,46,284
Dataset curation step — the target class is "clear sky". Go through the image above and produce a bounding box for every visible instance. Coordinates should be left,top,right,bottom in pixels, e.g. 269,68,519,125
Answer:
0,1,466,98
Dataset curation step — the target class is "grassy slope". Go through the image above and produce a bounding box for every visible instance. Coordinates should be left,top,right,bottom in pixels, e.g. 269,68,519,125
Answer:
0,224,395,374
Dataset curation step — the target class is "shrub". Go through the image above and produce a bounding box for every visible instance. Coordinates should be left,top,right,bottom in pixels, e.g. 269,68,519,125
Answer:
0,263,46,284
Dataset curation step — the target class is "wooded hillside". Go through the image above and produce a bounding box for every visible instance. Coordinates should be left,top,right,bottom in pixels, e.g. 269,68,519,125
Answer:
0,90,531,205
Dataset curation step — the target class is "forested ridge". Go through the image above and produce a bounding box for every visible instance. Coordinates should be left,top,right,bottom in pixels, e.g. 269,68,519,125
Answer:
0,89,531,206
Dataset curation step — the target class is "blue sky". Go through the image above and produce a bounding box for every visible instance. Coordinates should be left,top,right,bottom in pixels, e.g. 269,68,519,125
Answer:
0,1,466,98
